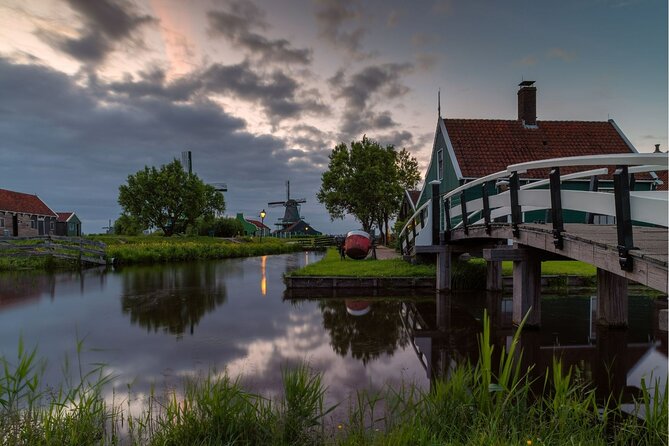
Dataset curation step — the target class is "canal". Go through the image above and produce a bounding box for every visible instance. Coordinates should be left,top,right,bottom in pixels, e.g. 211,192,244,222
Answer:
0,251,665,415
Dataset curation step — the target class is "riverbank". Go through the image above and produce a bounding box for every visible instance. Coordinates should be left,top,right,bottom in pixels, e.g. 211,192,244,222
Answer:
0,235,313,270
2,314,665,445
288,248,600,290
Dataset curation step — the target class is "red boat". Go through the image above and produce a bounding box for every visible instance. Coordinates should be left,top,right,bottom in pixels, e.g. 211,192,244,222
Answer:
344,230,372,260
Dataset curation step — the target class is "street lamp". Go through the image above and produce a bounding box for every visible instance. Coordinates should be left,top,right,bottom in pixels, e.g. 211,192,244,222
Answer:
260,209,266,242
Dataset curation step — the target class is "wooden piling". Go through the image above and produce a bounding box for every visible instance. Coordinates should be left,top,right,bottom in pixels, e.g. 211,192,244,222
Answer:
486,260,502,291
512,254,542,327
596,268,628,327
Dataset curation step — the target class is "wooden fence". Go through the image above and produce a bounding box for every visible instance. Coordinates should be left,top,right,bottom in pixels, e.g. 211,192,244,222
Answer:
282,235,338,249
0,235,107,266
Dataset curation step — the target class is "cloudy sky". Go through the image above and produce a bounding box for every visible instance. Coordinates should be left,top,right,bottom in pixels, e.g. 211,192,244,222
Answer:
0,0,666,234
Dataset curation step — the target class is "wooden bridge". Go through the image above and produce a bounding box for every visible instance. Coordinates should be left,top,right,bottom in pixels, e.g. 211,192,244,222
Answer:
399,153,668,327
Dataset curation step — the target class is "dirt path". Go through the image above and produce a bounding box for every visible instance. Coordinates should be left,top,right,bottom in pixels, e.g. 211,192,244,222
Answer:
374,245,399,260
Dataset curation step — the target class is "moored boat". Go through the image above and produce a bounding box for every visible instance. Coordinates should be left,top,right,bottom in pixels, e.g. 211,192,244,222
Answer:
344,230,372,260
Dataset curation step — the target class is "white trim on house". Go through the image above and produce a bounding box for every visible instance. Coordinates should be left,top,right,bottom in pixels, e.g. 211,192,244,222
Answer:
438,118,464,180
415,120,441,206
404,189,418,213
609,119,659,184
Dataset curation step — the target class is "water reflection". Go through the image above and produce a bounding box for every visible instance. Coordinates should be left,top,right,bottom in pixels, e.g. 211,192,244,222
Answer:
120,262,227,336
260,256,267,296
399,291,667,405
319,299,410,365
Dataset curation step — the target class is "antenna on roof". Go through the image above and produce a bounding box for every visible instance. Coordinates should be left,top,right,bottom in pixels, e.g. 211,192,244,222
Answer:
438,88,441,118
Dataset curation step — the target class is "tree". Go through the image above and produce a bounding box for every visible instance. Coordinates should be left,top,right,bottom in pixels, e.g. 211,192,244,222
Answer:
118,160,225,237
317,136,421,243
113,213,144,236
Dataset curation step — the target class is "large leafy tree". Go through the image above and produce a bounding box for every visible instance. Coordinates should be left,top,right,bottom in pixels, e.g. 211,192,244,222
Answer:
317,136,421,242
118,160,225,236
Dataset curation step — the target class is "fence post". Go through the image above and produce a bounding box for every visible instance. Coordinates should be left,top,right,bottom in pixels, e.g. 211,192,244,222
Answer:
613,165,635,271
509,171,521,237
585,175,599,224
444,197,451,242
482,182,491,234
459,190,468,235
549,167,564,249
431,180,441,246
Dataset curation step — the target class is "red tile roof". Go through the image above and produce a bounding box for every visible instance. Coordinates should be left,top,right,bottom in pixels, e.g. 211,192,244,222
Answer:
247,219,270,230
443,119,643,179
57,212,73,222
0,189,57,216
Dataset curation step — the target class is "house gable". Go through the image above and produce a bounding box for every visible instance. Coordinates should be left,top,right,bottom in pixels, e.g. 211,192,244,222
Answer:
416,119,463,209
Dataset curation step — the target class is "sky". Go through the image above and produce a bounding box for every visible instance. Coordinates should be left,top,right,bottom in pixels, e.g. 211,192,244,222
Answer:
0,0,666,234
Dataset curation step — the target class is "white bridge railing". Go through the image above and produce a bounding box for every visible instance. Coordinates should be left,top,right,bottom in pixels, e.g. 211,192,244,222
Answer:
399,153,668,271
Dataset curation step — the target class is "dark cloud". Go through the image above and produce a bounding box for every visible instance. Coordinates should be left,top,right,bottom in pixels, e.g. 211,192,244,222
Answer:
0,57,334,232
378,130,414,148
329,63,413,137
201,61,329,123
207,1,312,65
314,0,370,59
104,61,329,124
36,0,154,66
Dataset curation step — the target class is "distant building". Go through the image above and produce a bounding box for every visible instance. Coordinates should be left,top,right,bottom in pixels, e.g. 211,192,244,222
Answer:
247,219,271,237
56,212,82,236
0,188,58,236
275,220,321,236
235,213,259,236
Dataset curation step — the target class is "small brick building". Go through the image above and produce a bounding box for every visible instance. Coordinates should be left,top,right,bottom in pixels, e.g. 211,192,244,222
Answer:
0,188,58,237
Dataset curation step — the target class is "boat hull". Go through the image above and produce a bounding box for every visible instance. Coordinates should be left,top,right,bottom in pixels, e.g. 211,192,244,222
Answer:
345,230,372,260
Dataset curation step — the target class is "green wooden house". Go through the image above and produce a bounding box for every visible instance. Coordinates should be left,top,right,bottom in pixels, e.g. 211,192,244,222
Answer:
416,81,660,227
236,213,260,236
56,212,82,236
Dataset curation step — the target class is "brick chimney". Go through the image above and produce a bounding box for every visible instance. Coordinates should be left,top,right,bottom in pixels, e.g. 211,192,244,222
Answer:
517,80,537,126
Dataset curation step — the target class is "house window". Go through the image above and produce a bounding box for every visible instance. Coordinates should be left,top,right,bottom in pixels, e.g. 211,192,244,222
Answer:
50,221,54,230
437,149,444,180
31,217,37,229
0,218,4,228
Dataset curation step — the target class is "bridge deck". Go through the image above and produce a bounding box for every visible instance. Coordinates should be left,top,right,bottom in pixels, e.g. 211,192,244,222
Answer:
449,224,667,293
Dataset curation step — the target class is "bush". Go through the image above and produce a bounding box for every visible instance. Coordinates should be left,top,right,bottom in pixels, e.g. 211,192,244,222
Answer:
197,217,244,237
214,218,244,237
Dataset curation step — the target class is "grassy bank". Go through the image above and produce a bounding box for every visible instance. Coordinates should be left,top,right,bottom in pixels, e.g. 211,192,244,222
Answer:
288,248,435,278
1,315,665,445
0,236,310,270
96,235,307,265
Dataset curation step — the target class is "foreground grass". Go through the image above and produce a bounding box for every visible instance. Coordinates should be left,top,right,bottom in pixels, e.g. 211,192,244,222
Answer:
288,248,436,278
1,314,666,445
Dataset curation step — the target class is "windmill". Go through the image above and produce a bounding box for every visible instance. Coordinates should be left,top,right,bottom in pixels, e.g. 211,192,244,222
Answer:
268,181,307,231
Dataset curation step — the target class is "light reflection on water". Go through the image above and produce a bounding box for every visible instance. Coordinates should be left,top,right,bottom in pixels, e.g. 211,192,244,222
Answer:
0,252,665,416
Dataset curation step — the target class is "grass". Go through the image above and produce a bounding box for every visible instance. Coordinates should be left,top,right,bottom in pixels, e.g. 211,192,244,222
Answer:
95,235,309,265
288,248,436,278
1,314,665,445
0,235,310,270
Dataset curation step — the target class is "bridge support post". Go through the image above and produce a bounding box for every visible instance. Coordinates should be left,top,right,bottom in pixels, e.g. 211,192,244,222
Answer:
596,268,628,327
486,261,503,291
436,246,451,291
513,252,541,327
